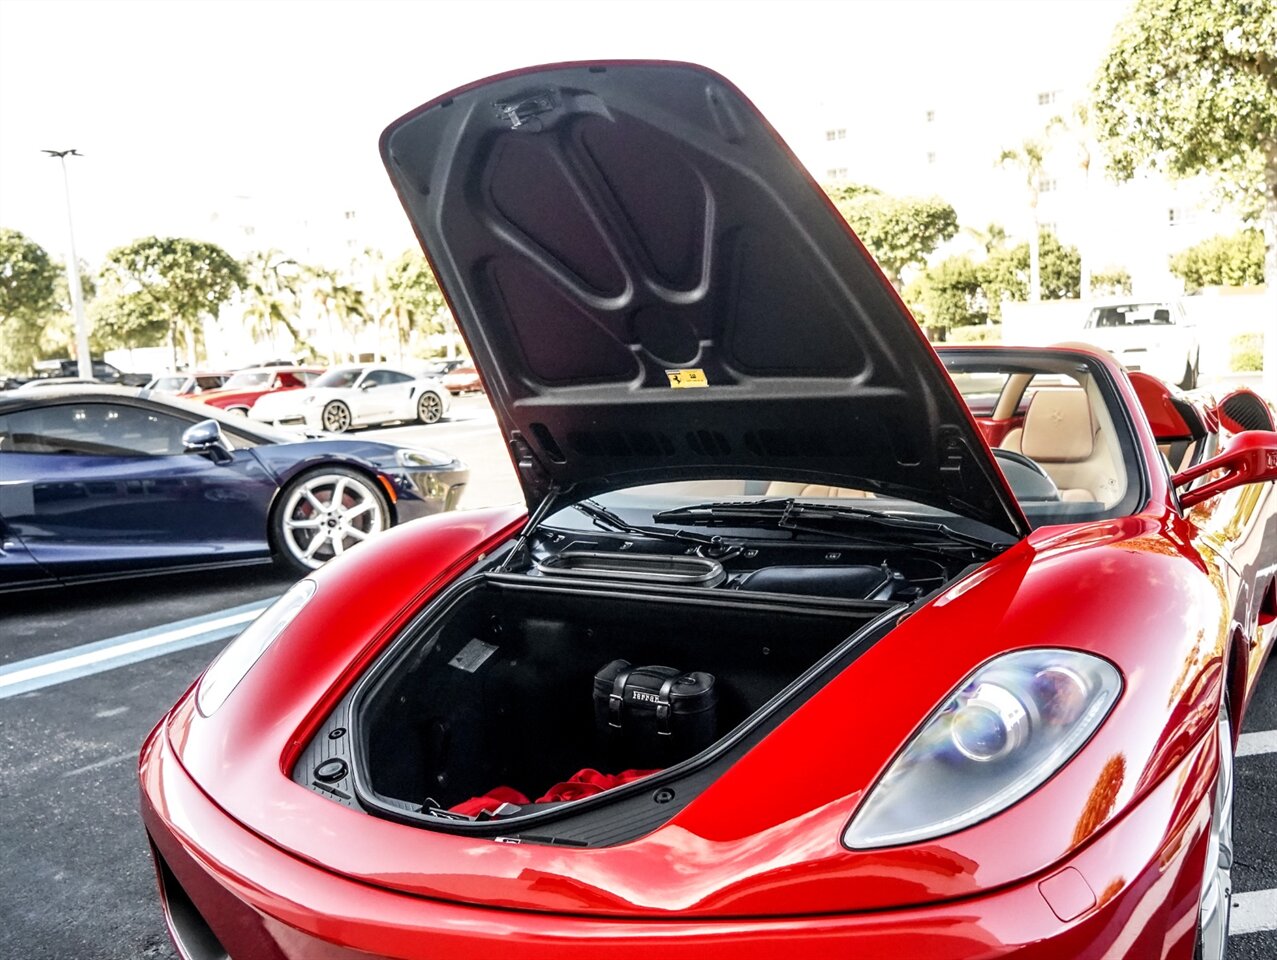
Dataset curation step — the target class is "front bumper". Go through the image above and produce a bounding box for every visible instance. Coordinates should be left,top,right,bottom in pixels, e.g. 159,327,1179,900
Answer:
140,725,1209,960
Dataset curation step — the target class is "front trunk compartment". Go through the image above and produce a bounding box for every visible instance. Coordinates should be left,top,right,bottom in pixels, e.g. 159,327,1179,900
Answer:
291,534,983,846
363,577,882,806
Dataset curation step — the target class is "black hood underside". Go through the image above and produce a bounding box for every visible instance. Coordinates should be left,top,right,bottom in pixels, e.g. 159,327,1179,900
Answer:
381,61,1028,539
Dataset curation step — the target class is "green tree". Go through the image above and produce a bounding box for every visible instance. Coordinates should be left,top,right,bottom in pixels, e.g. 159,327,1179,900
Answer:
964,222,1009,255
982,230,1081,319
1092,0,1277,286
0,229,62,372
1091,266,1133,296
309,265,369,363
904,255,988,333
95,237,243,366
1170,229,1266,292
825,184,959,288
997,139,1049,301
386,251,456,357
241,251,312,358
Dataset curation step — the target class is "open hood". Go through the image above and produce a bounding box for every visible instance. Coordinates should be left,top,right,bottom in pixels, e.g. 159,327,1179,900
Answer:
381,61,1028,539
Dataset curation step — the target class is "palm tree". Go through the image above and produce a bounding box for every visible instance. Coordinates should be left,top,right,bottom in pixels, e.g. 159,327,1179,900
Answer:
997,140,1048,302
1048,103,1097,300
355,247,403,364
386,251,451,359
310,266,370,363
963,222,1009,255
241,251,311,358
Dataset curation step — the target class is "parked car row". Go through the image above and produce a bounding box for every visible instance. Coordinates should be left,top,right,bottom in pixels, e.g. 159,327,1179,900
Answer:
5,359,484,435
0,385,470,589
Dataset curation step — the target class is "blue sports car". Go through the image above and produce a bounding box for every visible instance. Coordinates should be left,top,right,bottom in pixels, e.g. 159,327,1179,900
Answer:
0,386,469,590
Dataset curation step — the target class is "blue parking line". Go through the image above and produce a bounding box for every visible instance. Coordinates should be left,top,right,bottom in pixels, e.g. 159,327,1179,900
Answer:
0,598,277,700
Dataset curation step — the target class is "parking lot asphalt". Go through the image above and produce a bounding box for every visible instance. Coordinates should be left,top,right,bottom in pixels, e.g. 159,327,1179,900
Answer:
2,394,1276,958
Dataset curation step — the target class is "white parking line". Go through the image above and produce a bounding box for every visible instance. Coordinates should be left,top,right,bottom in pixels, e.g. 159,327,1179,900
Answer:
1237,730,1277,758
62,751,138,778
0,598,274,700
1231,888,1277,936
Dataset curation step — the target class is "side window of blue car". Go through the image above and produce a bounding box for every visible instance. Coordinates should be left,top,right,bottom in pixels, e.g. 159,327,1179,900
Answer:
0,404,190,457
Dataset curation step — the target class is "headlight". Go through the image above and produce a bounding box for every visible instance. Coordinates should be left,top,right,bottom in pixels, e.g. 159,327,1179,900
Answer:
396,447,452,467
844,648,1121,849
196,579,316,716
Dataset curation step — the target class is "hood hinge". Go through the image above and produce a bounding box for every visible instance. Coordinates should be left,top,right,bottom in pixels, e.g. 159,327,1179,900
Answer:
509,431,550,490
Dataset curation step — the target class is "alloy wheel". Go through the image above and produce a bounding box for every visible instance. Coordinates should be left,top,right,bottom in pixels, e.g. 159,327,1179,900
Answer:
278,471,387,571
418,392,443,424
322,401,352,433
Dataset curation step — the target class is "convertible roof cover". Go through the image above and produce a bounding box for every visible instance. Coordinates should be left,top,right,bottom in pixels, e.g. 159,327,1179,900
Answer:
381,60,1029,538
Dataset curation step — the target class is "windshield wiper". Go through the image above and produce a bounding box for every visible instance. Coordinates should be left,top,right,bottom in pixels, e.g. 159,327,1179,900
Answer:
572,500,737,554
651,499,1010,556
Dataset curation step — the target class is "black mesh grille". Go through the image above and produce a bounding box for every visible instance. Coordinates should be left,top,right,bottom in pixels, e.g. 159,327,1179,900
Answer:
1220,392,1274,432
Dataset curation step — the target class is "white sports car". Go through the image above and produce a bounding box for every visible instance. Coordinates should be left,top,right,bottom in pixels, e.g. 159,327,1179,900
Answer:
1082,299,1200,389
248,385,313,425
300,365,451,433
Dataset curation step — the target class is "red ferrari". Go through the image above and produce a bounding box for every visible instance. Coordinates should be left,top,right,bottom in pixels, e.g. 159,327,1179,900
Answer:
140,62,1277,960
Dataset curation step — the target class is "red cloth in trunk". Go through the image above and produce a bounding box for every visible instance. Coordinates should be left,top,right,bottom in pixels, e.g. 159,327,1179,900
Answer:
535,767,660,803
447,785,529,818
448,768,660,816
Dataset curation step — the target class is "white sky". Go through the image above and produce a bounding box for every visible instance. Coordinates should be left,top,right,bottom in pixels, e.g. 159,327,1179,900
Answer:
0,0,1130,267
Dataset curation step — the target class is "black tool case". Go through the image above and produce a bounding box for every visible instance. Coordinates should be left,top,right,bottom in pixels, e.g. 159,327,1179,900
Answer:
592,660,718,768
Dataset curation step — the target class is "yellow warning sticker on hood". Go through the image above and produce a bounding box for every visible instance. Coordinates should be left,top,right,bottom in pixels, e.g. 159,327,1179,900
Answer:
666,369,708,389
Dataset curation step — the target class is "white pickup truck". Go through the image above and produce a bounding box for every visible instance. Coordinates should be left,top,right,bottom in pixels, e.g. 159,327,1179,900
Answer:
1082,299,1200,389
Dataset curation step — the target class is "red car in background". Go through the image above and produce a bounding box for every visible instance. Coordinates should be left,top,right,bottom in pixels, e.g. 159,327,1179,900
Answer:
139,62,1277,960
193,366,322,415
441,364,482,395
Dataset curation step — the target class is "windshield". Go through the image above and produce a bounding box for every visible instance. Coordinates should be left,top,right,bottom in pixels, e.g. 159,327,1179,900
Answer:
1085,303,1175,328
565,350,1144,534
942,349,1144,526
224,370,272,389
149,376,188,392
313,368,363,389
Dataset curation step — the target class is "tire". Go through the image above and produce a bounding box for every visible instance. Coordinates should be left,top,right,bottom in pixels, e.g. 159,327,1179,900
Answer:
321,400,352,433
1194,700,1234,960
271,466,391,573
417,391,444,425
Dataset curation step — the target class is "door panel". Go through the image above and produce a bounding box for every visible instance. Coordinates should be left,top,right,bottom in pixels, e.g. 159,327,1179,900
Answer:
2,451,278,578
0,523,57,591
0,401,279,579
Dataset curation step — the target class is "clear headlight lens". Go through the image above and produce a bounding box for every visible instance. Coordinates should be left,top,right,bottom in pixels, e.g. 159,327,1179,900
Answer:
196,579,316,716
844,648,1121,849
396,447,452,467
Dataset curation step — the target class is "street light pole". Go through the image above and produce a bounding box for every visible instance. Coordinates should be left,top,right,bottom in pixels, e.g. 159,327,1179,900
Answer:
43,149,92,380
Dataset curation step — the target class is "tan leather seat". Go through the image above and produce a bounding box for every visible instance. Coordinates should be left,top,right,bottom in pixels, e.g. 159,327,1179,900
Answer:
766,481,873,499
1158,440,1197,474
1010,389,1120,504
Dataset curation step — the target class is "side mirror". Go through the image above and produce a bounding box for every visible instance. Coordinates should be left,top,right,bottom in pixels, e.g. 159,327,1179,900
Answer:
182,419,233,464
359,380,376,391
1172,430,1277,509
